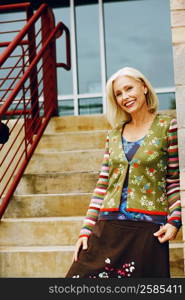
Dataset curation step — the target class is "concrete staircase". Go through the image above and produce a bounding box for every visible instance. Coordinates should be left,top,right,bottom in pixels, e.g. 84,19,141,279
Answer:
0,114,184,277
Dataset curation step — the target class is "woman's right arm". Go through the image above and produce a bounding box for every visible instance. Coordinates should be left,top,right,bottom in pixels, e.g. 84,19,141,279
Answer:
72,132,110,261
79,131,110,238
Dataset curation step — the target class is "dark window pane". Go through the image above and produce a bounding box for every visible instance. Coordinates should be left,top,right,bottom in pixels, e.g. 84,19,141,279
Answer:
79,97,103,114
58,99,74,116
157,92,176,110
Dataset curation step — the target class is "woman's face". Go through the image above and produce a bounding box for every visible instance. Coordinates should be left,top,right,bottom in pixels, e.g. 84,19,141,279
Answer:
113,75,148,114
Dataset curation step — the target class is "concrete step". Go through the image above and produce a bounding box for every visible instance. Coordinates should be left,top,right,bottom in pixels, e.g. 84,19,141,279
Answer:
43,111,175,134
15,171,99,194
0,215,182,247
169,244,184,277
4,193,91,218
3,196,183,241
0,245,73,277
45,114,111,134
0,244,183,278
25,150,104,173
170,228,182,242
36,130,107,152
0,217,83,246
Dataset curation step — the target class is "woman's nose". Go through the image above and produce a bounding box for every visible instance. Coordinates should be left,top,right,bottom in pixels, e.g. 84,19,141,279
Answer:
122,92,129,100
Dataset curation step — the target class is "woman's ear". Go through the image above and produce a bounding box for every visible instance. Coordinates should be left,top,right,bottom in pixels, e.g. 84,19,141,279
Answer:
144,87,148,95
139,78,148,95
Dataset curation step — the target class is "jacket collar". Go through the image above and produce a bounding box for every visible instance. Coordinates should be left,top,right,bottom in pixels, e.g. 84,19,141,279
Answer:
117,113,159,163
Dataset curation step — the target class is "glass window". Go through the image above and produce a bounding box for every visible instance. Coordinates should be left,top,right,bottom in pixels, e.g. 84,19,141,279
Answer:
157,92,176,110
79,97,103,114
58,99,74,116
75,0,101,94
104,0,174,89
1,0,175,117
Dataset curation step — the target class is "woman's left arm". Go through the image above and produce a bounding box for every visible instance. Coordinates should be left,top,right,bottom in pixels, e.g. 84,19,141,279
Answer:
154,118,182,243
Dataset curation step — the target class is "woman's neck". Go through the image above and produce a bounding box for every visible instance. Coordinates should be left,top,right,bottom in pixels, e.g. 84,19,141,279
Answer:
129,111,156,127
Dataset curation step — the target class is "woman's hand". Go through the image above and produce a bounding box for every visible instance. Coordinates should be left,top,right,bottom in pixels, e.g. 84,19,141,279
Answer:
153,223,178,243
72,237,88,262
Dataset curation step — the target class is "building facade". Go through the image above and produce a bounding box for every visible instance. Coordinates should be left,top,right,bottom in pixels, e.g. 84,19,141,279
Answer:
0,0,184,274
53,0,176,116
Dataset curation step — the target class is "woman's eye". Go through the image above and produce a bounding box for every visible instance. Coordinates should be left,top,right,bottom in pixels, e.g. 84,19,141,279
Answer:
115,86,132,97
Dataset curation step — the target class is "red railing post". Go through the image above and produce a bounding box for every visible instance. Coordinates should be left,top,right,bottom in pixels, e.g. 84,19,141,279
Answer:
26,5,40,137
41,7,58,117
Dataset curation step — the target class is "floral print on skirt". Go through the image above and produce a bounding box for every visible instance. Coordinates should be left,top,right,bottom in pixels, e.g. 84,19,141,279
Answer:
72,258,136,278
65,220,170,278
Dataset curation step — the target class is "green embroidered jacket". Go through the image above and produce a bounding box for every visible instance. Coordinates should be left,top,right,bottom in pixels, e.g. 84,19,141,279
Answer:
79,113,181,237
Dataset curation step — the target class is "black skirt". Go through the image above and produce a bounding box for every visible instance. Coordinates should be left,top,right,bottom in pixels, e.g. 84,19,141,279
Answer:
65,220,170,278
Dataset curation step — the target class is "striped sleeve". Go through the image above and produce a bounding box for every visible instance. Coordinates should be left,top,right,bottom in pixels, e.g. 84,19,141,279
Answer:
79,131,110,238
166,118,182,229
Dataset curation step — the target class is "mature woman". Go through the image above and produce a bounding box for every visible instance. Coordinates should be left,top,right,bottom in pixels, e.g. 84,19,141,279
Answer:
66,67,181,278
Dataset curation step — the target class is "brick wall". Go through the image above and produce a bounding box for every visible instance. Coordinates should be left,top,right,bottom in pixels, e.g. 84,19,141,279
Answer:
170,0,185,275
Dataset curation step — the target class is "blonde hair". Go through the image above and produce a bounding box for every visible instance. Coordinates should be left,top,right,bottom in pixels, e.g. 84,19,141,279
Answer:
106,67,159,128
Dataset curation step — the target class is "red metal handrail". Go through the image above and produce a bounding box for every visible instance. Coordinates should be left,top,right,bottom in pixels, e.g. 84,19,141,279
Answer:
0,3,31,10
0,2,31,54
0,2,71,218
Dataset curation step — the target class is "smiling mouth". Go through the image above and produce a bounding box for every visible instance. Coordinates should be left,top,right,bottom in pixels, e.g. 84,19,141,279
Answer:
124,100,135,108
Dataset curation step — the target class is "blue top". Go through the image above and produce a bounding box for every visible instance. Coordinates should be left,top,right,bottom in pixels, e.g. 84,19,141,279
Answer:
98,135,167,225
